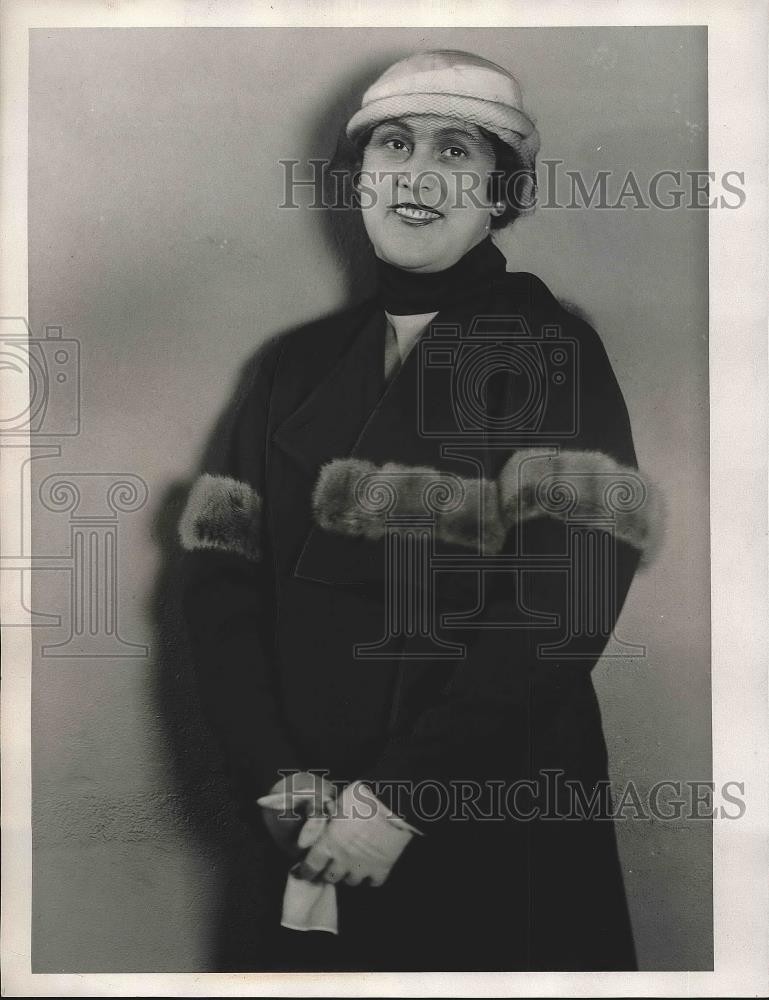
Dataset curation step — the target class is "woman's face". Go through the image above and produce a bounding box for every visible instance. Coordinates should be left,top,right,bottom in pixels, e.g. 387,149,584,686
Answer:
358,114,500,273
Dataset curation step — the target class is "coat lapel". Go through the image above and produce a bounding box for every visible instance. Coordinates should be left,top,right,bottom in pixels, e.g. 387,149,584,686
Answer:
272,294,504,588
270,303,388,478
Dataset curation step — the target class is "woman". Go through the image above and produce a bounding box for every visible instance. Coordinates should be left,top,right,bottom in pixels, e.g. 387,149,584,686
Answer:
178,49,663,972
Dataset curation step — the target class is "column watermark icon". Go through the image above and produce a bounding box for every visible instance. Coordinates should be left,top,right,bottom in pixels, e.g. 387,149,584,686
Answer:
0,316,149,658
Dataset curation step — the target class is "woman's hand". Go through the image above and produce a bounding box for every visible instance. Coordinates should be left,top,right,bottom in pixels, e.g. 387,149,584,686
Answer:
293,781,421,887
257,771,337,860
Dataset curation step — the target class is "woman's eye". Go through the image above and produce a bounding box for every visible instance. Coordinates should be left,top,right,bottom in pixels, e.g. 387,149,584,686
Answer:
444,146,468,158
384,138,409,152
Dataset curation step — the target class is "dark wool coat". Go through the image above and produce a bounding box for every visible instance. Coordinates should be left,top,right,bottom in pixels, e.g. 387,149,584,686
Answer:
178,269,664,973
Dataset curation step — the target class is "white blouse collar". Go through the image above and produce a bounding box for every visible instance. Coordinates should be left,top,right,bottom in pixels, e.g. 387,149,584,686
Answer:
384,310,439,362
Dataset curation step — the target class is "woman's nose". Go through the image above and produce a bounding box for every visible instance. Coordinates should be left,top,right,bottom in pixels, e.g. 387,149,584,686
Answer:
397,154,442,206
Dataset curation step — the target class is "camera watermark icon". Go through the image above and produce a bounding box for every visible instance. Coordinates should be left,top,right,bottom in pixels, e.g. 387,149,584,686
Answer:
0,317,80,437
417,315,579,442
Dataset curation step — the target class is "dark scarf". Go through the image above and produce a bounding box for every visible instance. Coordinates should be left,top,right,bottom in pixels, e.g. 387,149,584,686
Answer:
374,235,508,315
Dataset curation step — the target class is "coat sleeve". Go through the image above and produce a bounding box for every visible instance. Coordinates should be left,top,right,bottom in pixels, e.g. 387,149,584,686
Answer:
177,336,303,826
362,315,663,832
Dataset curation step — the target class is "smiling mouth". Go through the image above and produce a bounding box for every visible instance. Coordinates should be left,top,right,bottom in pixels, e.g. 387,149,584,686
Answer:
392,203,443,222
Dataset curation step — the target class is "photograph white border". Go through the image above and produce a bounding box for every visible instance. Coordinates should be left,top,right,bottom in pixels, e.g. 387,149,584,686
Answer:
1,1,767,995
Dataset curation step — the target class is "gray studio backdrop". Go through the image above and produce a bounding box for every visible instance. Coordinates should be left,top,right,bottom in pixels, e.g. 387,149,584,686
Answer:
28,27,710,971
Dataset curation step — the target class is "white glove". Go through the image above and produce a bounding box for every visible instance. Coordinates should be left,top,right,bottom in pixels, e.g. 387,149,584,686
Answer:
256,771,337,859
293,780,423,888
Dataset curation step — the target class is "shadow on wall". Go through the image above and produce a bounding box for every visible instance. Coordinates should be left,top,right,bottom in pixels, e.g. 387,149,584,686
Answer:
300,50,412,299
145,55,405,967
149,344,281,970
149,318,355,970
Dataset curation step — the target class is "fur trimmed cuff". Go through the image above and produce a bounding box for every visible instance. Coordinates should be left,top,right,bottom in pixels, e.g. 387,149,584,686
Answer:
497,448,666,568
178,473,263,562
312,449,666,569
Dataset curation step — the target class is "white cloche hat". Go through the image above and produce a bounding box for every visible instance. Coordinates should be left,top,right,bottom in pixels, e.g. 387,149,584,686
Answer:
345,49,540,165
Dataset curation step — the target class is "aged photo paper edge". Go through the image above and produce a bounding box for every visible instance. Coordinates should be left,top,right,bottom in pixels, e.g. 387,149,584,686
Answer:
0,0,766,995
